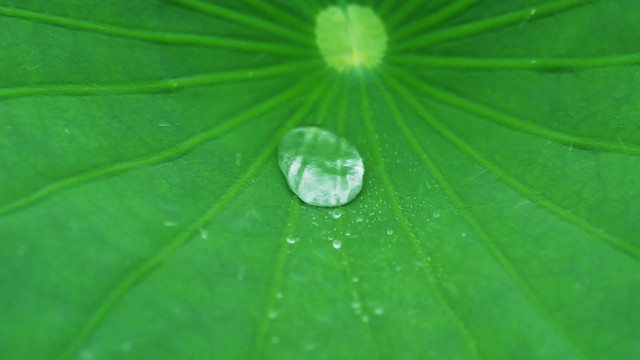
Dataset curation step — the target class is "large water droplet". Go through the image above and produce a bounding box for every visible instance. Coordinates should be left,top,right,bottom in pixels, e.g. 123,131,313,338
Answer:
278,127,364,207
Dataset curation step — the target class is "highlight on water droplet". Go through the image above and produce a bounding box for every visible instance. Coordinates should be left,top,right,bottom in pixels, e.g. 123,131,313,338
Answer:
278,127,364,207
315,4,387,72
286,237,298,244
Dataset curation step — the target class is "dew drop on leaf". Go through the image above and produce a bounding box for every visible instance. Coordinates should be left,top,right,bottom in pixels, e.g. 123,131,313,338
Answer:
267,310,278,319
286,237,297,244
278,127,364,207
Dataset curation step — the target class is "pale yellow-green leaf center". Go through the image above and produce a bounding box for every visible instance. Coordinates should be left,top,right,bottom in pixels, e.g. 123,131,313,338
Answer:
315,4,388,72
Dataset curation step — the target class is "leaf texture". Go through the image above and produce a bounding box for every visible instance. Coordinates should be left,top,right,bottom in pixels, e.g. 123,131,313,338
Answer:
1,0,639,359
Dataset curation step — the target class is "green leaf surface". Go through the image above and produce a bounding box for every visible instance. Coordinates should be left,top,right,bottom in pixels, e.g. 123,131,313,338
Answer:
1,0,639,359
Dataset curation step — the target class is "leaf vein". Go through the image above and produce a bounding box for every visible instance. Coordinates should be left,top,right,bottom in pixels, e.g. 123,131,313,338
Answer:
162,0,312,46
387,68,640,261
0,72,322,217
56,73,329,360
388,53,640,70
0,61,319,99
380,69,591,359
393,0,598,52
363,73,482,360
387,67,640,156
0,5,313,56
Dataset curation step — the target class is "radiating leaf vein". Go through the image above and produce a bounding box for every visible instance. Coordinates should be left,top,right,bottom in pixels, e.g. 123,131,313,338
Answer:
0,61,319,99
0,72,322,217
56,74,330,360
387,66,640,156
387,54,640,70
389,0,479,41
386,68,640,262
392,0,598,52
380,69,591,359
162,0,312,45
0,6,313,56
242,0,311,35
360,73,481,359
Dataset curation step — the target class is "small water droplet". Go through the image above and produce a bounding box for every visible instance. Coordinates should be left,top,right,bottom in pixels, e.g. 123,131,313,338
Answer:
235,152,242,166
374,307,384,315
355,217,364,223
276,292,283,299
278,127,364,207
351,301,361,310
461,232,467,238
386,228,393,235
432,211,441,218
331,208,342,219
163,220,178,227
352,277,359,283
79,350,94,360
271,336,280,344
199,228,209,239
268,310,278,319
286,237,298,244
345,230,351,236
361,315,370,323
332,240,342,249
